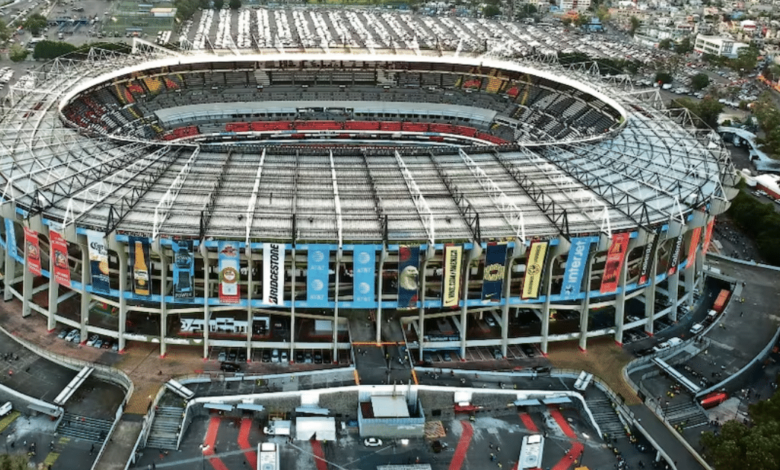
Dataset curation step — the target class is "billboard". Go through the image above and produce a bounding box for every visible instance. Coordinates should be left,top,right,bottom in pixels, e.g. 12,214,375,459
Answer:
86,230,110,294
218,241,240,304
638,230,661,286
522,241,548,300
442,245,463,307
599,233,630,294
4,219,15,259
481,243,507,302
129,236,151,297
701,218,715,255
667,233,684,276
686,227,702,269
352,246,376,308
397,246,420,309
172,239,195,300
306,245,330,307
50,230,71,287
560,237,593,300
23,227,41,277
263,243,285,305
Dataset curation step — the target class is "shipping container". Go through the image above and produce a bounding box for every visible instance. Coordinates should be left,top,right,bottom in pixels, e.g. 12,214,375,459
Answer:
713,289,730,313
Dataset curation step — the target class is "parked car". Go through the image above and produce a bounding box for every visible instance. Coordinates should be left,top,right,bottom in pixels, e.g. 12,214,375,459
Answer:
280,351,288,363
220,362,241,372
296,351,304,363
493,349,503,360
522,345,536,358
364,438,383,447
86,335,99,347
65,329,78,342
690,323,704,335
93,339,103,349
262,350,271,362
271,349,279,363
314,352,323,364
218,351,227,362
57,329,68,339
101,341,112,350
304,352,313,364
443,352,453,362
485,316,497,327
238,351,247,362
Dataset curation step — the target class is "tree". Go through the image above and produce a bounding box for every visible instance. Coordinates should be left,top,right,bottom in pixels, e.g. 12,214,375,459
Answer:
731,47,758,75
213,0,224,9
0,20,10,44
22,13,47,36
658,38,672,50
32,40,77,60
676,36,694,55
595,5,611,23
575,14,589,27
482,5,500,17
671,97,723,129
752,92,780,159
515,3,537,19
654,71,673,84
9,44,28,62
561,17,572,27
229,0,241,8
691,73,710,91
0,454,29,470
629,16,641,36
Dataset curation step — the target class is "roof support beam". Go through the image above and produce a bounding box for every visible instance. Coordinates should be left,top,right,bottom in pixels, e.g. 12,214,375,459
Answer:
329,150,343,249
152,146,200,239
427,151,480,243
199,150,233,240
394,150,434,247
245,148,266,246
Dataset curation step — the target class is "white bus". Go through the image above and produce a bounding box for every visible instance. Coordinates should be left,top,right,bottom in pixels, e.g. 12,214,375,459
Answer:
258,442,279,470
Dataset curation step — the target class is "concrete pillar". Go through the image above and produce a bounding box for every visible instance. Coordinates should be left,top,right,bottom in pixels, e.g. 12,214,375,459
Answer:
578,254,595,352
500,258,514,358
202,246,211,359
613,252,630,345
159,249,168,358
47,230,59,331
645,249,658,336
684,261,695,305
290,247,297,357
375,245,387,344
667,271,680,323
540,263,554,355
417,250,432,362
21,233,33,318
458,247,477,359
246,248,253,362
80,247,90,341
117,245,128,352
333,249,340,361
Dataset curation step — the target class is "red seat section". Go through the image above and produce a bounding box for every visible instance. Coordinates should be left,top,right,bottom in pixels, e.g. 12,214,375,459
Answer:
250,121,292,131
454,125,477,137
380,121,402,131
401,122,428,132
226,122,251,132
295,120,343,130
345,121,380,131
476,132,507,145
163,126,200,141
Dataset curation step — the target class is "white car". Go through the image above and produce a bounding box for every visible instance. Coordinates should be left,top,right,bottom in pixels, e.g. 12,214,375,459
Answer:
690,323,704,335
65,329,78,342
86,335,99,347
364,438,383,447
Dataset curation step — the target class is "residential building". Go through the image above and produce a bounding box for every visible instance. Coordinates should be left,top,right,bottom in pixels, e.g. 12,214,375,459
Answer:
694,34,749,57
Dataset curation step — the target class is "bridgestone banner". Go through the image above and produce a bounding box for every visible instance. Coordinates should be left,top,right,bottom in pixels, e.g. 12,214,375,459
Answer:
701,218,715,256
50,230,71,287
667,233,684,276
638,230,661,286
560,237,594,300
600,232,630,294
686,227,702,269
442,245,463,307
481,243,507,302
218,241,240,304
129,236,151,297
306,245,330,307
397,245,420,309
263,243,285,305
522,241,548,300
172,239,194,300
23,227,41,277
352,246,376,308
86,230,110,294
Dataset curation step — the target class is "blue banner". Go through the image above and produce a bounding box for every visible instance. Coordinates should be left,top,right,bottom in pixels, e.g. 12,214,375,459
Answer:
560,237,594,300
307,245,330,307
397,246,420,309
86,230,110,294
481,243,507,302
352,245,376,308
5,219,15,259
172,239,194,300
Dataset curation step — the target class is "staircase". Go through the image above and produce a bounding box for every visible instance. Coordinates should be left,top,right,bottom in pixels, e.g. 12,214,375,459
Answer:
57,413,113,443
586,398,627,438
663,402,709,428
253,70,271,87
145,406,185,450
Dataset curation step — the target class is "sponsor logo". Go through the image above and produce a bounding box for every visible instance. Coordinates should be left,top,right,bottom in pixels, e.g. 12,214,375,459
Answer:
313,250,325,263
268,243,281,304
484,263,504,282
312,279,324,291
358,251,371,265
358,282,371,295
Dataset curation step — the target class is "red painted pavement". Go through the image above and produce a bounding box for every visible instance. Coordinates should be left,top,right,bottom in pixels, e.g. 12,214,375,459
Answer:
550,442,584,470
202,417,229,470
311,440,329,470
238,418,258,469
548,406,577,439
519,413,539,433
448,421,474,470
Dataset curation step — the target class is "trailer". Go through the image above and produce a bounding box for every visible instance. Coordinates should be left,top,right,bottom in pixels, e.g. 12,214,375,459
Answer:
713,289,730,313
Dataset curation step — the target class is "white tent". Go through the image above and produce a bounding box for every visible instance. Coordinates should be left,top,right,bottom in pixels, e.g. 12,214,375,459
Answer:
295,417,336,441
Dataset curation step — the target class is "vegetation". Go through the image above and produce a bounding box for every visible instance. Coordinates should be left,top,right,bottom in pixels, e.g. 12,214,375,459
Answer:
0,454,28,470
691,73,710,91
654,71,673,84
173,0,210,22
670,97,723,129
751,92,780,160
731,47,759,75
0,20,10,44
676,36,694,55
9,44,28,62
595,5,610,23
629,16,641,36
514,3,537,20
482,4,500,17
22,13,47,36
725,191,780,264
214,0,225,9
229,0,241,8
561,17,572,27
658,38,672,50
574,14,589,28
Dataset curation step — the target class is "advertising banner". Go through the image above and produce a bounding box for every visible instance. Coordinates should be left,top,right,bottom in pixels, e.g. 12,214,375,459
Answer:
5,219,16,259
306,245,330,307
172,239,195,300
522,241,548,300
86,230,110,294
667,233,684,276
599,232,630,294
686,227,702,269
218,241,240,304
560,237,594,300
481,243,507,302
442,245,463,307
50,230,71,287
701,218,715,255
23,227,41,277
352,245,376,308
263,243,285,305
397,245,420,309
638,230,661,286
129,236,151,297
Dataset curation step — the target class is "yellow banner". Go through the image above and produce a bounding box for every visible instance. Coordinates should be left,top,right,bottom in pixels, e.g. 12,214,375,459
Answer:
442,245,463,307
522,241,549,299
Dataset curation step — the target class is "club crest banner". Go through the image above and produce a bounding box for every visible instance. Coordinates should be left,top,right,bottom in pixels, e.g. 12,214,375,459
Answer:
307,245,330,307
442,245,463,307
522,241,548,300
87,230,110,294
50,230,71,287
482,243,507,302
219,241,240,304
352,246,376,308
23,227,41,277
263,243,285,305
600,233,630,294
397,246,420,309
172,239,195,300
129,236,151,297
686,227,702,269
560,237,594,300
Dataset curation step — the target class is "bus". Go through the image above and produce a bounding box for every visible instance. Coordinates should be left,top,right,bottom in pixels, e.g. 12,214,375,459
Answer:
518,434,544,470
258,442,279,470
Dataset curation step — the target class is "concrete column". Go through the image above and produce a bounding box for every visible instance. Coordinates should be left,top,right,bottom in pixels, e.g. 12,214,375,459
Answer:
458,253,473,359
645,249,658,336
613,253,630,345
47,231,59,331
667,270,680,323
683,261,695,305
500,258,514,358
578,254,595,352
540,262,555,355
159,249,168,358
333,249,340,361
80,247,90,341
375,245,387,344
246,248,253,362
202,247,211,359
417,250,432,362
21,235,33,318
290,247,296,357
117,245,128,352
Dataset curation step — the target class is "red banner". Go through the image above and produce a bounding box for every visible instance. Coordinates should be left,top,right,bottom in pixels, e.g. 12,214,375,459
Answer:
23,227,41,276
701,218,715,255
50,230,71,287
686,227,702,268
599,233,630,294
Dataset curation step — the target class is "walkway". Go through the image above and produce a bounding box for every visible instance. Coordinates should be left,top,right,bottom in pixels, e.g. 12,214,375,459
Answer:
630,405,706,470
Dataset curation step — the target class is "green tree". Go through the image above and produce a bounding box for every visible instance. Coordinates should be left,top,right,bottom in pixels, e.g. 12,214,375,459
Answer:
0,20,10,44
561,17,572,27
0,454,29,470
32,40,77,60
753,92,780,159
229,0,241,8
595,5,610,23
9,44,28,62
691,72,710,90
22,13,47,36
676,36,694,54
629,16,641,36
731,47,758,75
658,38,672,50
654,71,673,84
482,4,500,17
515,3,537,19
213,0,224,8
575,14,589,27
671,97,723,129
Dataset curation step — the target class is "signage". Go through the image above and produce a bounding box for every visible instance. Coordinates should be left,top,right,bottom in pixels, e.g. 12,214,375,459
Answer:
638,230,661,286
667,233,684,276
263,243,285,305
397,246,420,309
218,241,240,304
442,245,463,307
352,246,376,308
600,233,630,294
23,227,41,277
522,241,548,300
482,243,507,302
172,239,195,300
686,227,702,269
129,236,151,297
50,230,71,287
701,218,715,255
5,219,15,259
86,230,110,294
307,245,330,307
560,237,594,300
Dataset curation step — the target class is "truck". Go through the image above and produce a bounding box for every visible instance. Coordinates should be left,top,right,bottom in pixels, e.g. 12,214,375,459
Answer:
258,442,279,470
263,420,291,436
713,289,730,313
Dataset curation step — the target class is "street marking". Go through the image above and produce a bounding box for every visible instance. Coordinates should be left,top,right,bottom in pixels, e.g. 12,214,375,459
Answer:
353,369,360,385
43,452,60,466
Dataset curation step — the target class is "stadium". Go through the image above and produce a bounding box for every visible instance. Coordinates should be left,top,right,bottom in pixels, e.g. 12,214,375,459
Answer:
0,42,738,362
